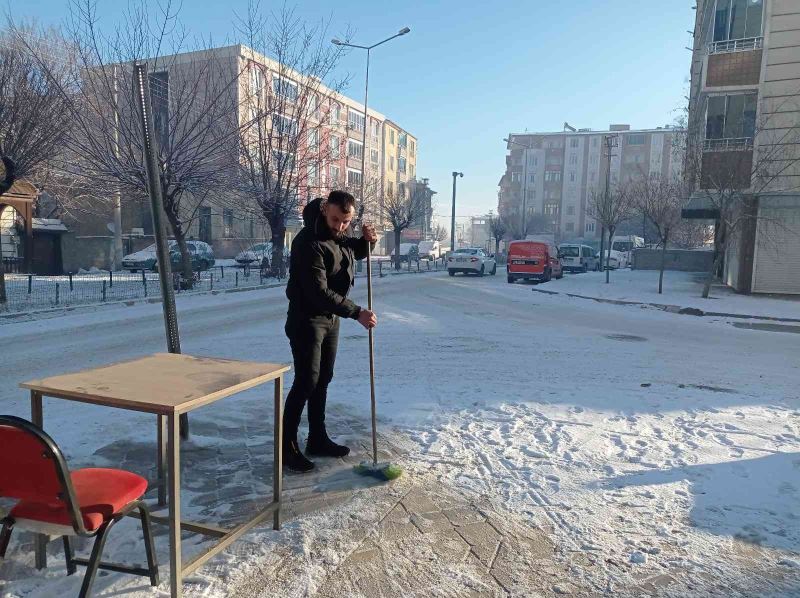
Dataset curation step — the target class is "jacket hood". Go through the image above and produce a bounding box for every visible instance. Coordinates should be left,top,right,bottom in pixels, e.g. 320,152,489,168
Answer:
303,197,324,227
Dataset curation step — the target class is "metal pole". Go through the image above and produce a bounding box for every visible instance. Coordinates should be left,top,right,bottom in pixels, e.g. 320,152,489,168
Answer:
359,48,370,220
451,173,457,252
521,144,529,237
112,66,124,271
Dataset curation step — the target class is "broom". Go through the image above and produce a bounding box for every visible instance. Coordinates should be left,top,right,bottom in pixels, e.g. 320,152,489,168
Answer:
353,230,402,481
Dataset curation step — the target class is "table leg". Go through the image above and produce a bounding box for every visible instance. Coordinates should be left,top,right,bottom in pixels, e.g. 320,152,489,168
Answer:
157,415,168,506
168,413,182,598
273,376,283,531
30,391,47,570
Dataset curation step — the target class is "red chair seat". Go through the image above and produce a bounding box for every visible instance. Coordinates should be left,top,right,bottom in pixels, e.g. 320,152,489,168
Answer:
10,468,147,532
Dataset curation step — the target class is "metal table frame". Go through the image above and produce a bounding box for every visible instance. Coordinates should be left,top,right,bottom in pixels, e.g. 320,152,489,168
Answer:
21,353,288,598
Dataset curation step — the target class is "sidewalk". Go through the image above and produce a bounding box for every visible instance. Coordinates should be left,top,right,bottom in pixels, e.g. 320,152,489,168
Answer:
533,270,800,322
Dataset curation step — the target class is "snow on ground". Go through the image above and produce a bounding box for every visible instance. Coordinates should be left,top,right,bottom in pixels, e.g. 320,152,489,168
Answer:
1,269,799,596
537,269,800,320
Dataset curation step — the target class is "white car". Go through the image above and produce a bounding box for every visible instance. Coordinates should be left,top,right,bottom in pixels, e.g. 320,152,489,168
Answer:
235,242,272,265
595,249,627,270
447,248,497,277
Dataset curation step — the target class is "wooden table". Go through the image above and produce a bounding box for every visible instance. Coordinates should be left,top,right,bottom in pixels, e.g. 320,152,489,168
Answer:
20,352,290,598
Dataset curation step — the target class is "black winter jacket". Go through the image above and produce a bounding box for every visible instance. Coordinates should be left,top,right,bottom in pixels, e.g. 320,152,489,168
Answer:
286,198,372,319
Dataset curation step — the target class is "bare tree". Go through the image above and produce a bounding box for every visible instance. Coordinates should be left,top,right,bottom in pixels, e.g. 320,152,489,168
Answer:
431,223,448,244
20,1,246,286
586,180,636,283
488,214,507,256
384,182,424,270
633,174,687,293
235,2,350,278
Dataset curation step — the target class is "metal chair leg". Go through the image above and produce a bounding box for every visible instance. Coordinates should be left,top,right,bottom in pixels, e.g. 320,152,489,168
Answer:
0,519,12,558
138,503,160,586
78,522,113,598
63,536,77,575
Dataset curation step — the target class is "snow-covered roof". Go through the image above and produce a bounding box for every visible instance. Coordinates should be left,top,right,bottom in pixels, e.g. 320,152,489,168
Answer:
32,218,68,232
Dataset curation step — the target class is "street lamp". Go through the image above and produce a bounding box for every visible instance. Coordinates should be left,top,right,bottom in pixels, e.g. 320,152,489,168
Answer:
450,171,463,252
332,27,410,221
504,136,533,238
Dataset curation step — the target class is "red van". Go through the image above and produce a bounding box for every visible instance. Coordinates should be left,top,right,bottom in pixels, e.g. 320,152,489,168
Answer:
506,240,563,284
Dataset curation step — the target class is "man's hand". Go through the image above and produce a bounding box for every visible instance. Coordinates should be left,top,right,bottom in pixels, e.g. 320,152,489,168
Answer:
357,308,378,330
362,223,378,244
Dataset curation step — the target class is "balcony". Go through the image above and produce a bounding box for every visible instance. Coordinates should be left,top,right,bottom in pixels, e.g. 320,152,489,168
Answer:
703,137,753,152
707,36,763,55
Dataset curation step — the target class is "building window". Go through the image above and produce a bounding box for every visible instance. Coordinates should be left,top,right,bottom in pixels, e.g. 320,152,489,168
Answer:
627,134,646,145
569,171,576,182
586,222,596,233
511,172,521,182
309,94,319,116
347,168,362,187
330,164,341,185
371,148,379,164
410,140,416,156
199,206,212,243
330,103,341,125
390,156,395,171
544,171,562,182
713,0,763,43
398,157,407,174
398,132,407,148
272,114,297,137
569,154,578,165
348,110,365,133
528,173,535,183
390,130,395,144
565,222,575,232
566,205,575,215
348,139,363,160
249,66,264,95
273,76,298,101
223,208,234,238
371,120,380,138
330,136,340,159
308,129,319,152
706,93,757,140
570,138,579,148
410,164,415,178
387,181,394,197
307,163,319,187
272,150,295,172
398,182,406,198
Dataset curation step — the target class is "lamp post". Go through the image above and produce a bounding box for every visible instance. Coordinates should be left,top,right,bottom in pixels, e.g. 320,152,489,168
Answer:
451,171,463,252
504,136,533,238
332,27,410,220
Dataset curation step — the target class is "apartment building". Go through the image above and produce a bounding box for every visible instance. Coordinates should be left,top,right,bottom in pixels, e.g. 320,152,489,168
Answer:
499,125,683,244
685,0,800,294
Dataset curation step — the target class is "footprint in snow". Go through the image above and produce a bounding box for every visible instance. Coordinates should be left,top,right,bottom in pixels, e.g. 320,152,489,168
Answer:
545,474,561,482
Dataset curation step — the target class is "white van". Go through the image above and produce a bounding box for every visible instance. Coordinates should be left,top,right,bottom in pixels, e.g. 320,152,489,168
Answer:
559,244,599,272
611,235,644,268
417,240,442,260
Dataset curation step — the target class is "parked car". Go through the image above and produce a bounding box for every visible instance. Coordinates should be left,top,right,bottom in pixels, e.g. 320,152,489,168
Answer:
595,249,626,270
507,240,563,283
235,242,272,266
417,240,442,261
447,247,497,276
390,243,419,262
123,240,215,272
559,243,600,273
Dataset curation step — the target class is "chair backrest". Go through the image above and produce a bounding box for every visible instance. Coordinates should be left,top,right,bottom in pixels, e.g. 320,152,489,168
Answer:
0,415,82,530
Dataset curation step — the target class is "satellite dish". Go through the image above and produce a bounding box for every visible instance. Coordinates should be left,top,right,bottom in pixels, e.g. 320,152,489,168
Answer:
106,222,117,233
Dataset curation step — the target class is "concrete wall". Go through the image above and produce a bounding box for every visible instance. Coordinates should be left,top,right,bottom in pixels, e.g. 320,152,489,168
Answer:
62,235,113,272
632,249,714,272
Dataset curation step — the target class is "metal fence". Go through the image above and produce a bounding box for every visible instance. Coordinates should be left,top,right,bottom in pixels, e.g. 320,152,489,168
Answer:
0,257,447,314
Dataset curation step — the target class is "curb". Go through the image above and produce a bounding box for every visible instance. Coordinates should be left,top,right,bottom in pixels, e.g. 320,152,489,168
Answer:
530,288,800,324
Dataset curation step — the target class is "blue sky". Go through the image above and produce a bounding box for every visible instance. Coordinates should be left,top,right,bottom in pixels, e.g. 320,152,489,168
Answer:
19,0,695,228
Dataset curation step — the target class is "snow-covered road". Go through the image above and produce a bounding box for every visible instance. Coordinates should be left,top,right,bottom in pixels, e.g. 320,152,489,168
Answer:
1,270,798,596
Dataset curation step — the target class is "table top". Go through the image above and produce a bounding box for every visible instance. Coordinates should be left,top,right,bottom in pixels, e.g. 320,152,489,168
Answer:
20,353,290,415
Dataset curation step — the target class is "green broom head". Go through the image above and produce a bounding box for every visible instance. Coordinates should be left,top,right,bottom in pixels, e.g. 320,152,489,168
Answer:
354,461,403,480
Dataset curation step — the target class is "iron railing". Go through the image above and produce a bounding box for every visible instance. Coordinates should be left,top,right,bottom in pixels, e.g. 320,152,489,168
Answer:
707,37,763,55
703,137,754,152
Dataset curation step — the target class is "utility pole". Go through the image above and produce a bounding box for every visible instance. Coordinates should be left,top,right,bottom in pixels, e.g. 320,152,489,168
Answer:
451,171,463,252
601,134,618,281
112,66,124,270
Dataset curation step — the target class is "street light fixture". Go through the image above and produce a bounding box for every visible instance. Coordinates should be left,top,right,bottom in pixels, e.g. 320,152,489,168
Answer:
451,171,463,252
331,27,410,224
504,136,533,238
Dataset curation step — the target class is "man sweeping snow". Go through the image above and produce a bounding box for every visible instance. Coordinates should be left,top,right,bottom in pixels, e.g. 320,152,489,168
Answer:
282,190,378,472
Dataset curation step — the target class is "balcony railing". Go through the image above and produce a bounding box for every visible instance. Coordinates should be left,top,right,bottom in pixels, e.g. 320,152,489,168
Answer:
703,137,754,152
707,37,763,55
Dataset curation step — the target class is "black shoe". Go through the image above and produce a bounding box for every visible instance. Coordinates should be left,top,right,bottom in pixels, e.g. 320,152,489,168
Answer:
283,439,315,472
306,435,350,458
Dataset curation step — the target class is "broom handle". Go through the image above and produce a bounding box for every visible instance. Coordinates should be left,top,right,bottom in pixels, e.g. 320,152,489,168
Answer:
366,238,378,466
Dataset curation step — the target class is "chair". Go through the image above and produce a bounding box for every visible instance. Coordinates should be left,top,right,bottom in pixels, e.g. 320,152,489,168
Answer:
0,415,159,597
